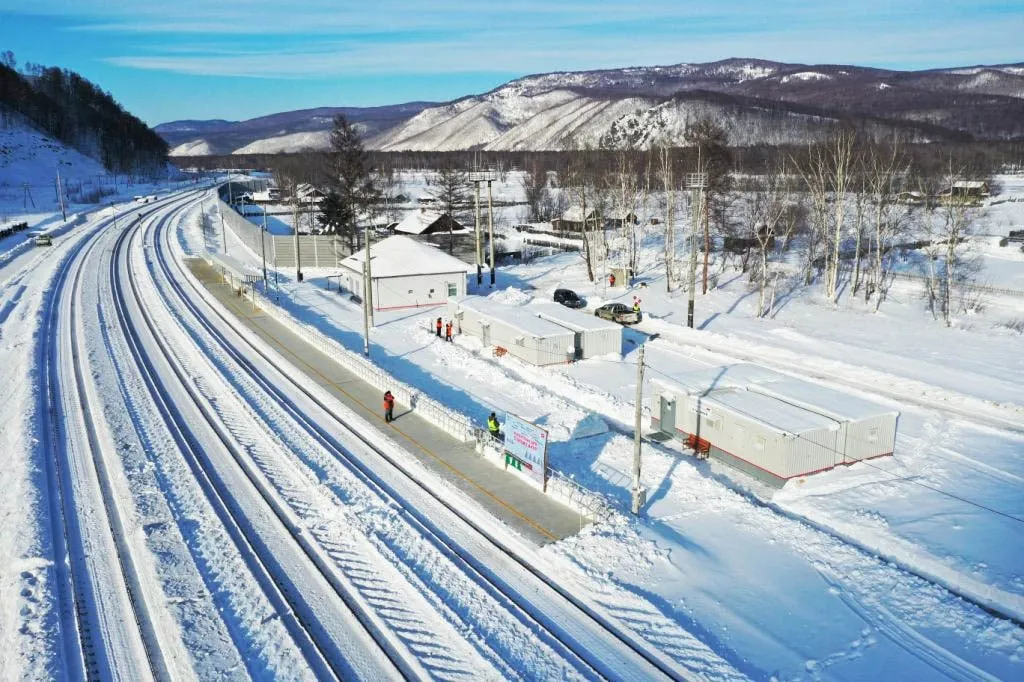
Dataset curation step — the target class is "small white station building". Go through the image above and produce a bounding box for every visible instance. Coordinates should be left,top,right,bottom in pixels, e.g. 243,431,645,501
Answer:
447,296,576,366
532,302,622,359
651,364,899,486
338,235,473,312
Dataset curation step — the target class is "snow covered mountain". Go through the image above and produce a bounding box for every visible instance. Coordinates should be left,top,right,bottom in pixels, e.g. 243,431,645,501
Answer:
158,103,435,156
161,58,1024,155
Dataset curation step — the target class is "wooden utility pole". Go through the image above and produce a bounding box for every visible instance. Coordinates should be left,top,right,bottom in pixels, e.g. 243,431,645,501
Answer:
56,170,66,221
293,198,303,282
631,344,647,515
362,237,371,356
365,222,374,326
686,172,707,329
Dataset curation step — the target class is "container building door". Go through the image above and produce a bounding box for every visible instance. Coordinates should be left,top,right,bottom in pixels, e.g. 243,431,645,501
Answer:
659,396,676,433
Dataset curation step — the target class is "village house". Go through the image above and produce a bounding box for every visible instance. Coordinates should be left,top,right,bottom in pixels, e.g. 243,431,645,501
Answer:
393,208,467,236
551,206,599,232
294,183,326,205
336,235,473,311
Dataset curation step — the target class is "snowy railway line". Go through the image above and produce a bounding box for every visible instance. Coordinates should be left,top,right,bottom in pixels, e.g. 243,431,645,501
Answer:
111,208,401,679
133,199,692,678
12,184,1017,680
36,195,205,680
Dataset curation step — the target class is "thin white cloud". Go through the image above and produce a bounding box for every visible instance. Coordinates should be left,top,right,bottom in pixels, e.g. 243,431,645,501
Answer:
102,10,1022,81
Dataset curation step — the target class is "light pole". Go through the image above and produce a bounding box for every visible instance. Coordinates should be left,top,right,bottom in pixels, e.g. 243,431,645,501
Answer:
474,179,482,286
686,172,707,329
260,205,269,289
487,179,495,287
631,344,647,515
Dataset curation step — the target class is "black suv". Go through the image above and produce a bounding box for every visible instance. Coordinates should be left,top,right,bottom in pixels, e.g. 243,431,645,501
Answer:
553,288,585,308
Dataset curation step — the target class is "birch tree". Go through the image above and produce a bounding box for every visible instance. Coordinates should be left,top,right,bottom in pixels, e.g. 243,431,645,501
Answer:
744,159,800,317
657,141,678,292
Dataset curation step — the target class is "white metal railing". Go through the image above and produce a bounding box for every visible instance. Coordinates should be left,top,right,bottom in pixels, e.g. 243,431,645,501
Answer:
203,256,612,521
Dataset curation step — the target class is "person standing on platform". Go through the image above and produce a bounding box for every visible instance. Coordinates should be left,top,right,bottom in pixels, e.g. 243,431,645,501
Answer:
487,412,502,439
445,321,453,342
383,390,395,423
435,317,443,337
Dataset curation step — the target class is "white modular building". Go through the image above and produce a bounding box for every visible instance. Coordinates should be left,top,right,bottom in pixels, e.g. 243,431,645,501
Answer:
532,302,622,359
447,296,576,366
650,364,898,486
750,375,899,463
338,236,473,311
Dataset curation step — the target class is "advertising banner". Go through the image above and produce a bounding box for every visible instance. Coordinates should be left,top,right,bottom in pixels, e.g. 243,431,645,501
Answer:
502,413,548,487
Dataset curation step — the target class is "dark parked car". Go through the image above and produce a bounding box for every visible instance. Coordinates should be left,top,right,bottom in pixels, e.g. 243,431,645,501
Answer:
594,302,639,324
553,288,585,308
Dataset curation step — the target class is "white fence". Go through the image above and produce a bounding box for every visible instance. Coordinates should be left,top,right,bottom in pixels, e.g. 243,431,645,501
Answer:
216,198,347,270
203,256,611,521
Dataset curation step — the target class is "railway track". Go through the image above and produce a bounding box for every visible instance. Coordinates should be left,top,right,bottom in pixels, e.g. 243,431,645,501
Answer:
36,194,193,680
142,197,692,679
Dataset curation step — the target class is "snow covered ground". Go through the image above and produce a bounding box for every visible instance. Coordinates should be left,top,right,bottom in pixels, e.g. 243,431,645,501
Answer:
2,158,1022,679
184,174,1024,679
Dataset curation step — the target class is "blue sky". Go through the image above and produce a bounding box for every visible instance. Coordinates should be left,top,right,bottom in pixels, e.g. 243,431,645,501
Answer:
0,1,1020,125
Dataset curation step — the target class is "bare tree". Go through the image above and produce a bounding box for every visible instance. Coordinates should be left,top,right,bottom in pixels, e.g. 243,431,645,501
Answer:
794,126,858,301
521,161,549,222
742,158,800,317
862,138,909,310
684,118,732,293
428,161,470,254
657,141,678,292
564,147,607,283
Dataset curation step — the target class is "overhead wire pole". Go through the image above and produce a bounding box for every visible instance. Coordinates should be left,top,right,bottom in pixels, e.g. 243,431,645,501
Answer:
365,221,374,326
362,227,371,357
474,179,482,286
56,168,66,222
631,344,647,514
260,204,269,288
293,194,303,282
686,171,707,329
488,178,495,287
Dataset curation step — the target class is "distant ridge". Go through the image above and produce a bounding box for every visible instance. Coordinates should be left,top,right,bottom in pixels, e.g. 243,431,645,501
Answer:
160,58,1024,155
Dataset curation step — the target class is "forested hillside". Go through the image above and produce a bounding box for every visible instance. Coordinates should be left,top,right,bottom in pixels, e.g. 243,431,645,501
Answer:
0,52,167,174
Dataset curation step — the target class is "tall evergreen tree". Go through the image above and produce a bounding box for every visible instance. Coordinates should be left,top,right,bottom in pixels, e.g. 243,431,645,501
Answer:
319,114,377,251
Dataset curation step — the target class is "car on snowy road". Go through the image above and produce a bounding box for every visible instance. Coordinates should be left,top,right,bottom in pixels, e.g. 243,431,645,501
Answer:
553,288,586,308
594,302,638,325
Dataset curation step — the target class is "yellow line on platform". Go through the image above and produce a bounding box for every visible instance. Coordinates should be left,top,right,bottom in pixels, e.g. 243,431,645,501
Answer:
217,290,559,542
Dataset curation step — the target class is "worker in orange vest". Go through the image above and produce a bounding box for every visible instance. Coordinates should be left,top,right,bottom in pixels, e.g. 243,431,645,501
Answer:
383,390,395,423
435,317,443,337
445,321,453,341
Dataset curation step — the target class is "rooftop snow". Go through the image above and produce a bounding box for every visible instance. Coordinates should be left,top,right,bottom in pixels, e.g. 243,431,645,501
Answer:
532,302,622,333
339,235,474,278
394,209,466,235
657,363,896,421
454,295,575,339
699,388,838,435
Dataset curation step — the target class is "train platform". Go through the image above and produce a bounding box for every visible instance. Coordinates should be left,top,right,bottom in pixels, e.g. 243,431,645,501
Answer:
187,258,588,546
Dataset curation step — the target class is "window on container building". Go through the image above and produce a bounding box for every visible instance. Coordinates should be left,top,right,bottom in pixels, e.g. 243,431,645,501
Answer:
448,282,457,296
